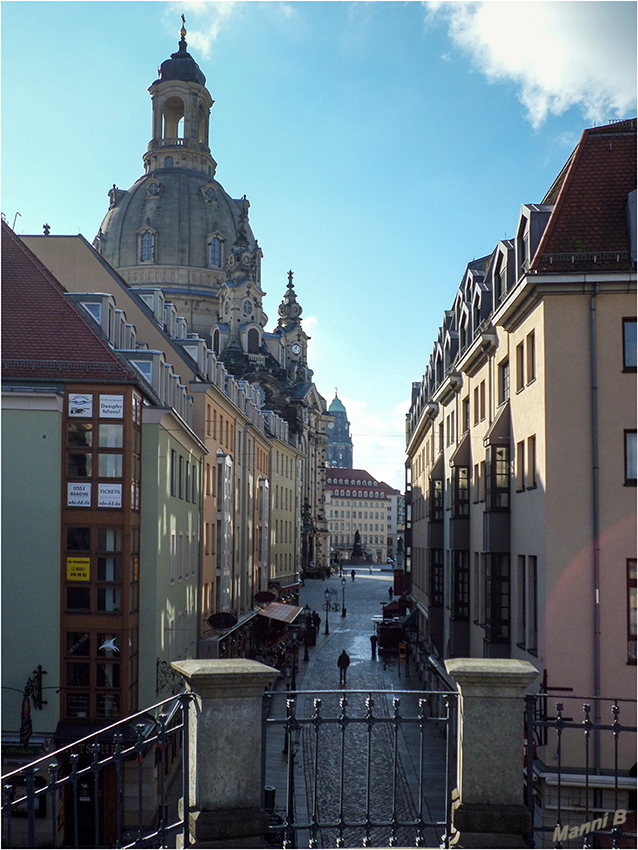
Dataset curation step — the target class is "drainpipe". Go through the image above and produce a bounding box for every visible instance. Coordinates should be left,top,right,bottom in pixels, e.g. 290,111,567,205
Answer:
590,281,601,772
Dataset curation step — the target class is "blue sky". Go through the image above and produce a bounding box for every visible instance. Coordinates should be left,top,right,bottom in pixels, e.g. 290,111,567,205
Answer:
2,1,636,490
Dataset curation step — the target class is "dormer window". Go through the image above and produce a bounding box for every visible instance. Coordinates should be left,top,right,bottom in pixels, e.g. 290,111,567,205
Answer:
146,181,161,197
201,184,217,204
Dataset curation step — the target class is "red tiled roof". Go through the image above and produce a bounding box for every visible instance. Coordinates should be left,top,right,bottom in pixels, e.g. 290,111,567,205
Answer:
326,468,400,496
1,222,137,383
532,119,636,273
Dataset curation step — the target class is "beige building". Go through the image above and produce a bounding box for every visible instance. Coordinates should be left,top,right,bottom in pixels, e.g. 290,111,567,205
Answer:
405,120,636,823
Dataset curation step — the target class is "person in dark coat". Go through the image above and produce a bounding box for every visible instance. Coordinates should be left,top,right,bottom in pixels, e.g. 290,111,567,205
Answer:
370,633,378,658
337,650,350,685
388,585,393,600
351,569,356,582
312,610,320,630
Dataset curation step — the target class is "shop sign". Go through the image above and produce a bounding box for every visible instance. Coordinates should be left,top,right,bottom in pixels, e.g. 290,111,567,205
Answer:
98,484,122,508
69,394,92,417
67,557,90,581
99,395,124,418
68,482,91,507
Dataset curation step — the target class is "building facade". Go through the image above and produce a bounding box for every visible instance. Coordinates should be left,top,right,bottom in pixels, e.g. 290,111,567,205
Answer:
404,120,637,817
326,468,401,565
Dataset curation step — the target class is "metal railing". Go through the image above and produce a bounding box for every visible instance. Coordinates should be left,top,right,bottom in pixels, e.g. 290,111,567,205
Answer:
2,692,193,849
263,688,457,849
525,694,637,849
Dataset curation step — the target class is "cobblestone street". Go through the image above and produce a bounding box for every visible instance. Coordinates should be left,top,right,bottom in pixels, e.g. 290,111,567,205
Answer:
264,568,452,849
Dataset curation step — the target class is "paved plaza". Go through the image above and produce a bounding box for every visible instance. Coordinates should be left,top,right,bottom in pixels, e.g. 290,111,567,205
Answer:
264,567,452,849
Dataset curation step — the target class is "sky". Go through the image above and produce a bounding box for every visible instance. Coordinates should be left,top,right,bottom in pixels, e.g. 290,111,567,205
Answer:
2,1,636,490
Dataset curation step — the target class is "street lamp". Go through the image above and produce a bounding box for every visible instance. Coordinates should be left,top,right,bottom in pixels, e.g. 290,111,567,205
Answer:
285,699,302,849
341,576,347,617
324,588,331,635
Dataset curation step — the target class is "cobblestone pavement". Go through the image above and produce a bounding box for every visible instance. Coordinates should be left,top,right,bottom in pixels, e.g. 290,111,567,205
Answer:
264,569,452,849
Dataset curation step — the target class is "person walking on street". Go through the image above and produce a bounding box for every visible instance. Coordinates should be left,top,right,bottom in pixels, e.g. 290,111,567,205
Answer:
388,585,393,600
312,610,321,630
337,649,350,684
351,569,356,582
370,633,377,658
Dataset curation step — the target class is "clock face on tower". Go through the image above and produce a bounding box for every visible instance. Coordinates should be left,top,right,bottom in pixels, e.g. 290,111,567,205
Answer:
291,343,301,355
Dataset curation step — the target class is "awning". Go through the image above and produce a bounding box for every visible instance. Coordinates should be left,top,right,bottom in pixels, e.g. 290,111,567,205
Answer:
402,608,419,630
257,602,303,623
483,400,511,446
449,431,471,467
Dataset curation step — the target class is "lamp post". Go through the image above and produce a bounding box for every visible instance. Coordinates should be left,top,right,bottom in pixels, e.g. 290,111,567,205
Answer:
341,576,347,617
324,588,331,635
285,699,301,849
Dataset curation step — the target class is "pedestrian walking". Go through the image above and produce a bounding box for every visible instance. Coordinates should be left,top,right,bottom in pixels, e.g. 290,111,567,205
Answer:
388,585,393,600
351,569,356,582
337,649,350,685
312,610,321,630
370,633,377,658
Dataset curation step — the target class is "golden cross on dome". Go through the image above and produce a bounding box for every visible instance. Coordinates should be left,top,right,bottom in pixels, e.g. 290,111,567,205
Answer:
180,15,187,40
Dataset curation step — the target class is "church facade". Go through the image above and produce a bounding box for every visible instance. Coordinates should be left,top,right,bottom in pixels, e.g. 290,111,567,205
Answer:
93,23,330,582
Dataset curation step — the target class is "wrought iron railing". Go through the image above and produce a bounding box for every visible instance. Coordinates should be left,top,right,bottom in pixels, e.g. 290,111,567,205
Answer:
2,692,193,849
525,694,637,849
262,688,457,849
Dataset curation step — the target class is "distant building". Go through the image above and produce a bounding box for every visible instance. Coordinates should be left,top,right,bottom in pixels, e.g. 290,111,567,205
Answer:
326,468,401,564
405,119,637,822
326,391,354,468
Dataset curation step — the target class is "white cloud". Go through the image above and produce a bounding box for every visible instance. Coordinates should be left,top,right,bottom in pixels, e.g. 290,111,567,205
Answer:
165,1,241,59
424,1,636,127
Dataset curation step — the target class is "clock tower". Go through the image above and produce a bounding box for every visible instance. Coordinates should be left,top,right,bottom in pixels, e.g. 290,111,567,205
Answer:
277,271,310,383
326,390,354,468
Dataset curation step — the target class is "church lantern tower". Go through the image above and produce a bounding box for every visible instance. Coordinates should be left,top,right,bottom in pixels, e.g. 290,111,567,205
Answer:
326,391,354,468
94,18,260,340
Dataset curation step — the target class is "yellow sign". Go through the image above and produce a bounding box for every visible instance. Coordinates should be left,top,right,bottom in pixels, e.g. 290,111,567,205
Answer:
67,557,90,581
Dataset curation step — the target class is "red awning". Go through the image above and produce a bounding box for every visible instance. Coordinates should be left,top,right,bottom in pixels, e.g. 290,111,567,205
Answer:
257,602,303,623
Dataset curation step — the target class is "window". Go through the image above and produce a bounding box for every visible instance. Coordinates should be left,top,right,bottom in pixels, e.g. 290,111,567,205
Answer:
623,318,637,372
98,454,122,478
164,156,174,168
479,460,486,502
210,237,222,268
498,359,510,404
526,331,536,383
68,453,92,477
452,551,470,620
430,549,444,607
473,463,480,503
485,553,510,643
68,422,93,447
452,467,470,517
527,435,537,489
516,342,525,392
486,445,509,510
170,450,177,496
479,381,486,421
628,559,637,663
140,231,155,263
430,478,443,522
625,430,637,485
516,441,525,491
473,386,479,426
99,424,123,448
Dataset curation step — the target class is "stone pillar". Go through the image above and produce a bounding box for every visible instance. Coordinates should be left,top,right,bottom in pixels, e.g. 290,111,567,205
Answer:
172,659,280,848
445,658,539,849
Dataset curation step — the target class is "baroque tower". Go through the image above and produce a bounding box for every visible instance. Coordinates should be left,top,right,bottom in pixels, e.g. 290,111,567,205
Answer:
94,18,260,339
326,391,354,468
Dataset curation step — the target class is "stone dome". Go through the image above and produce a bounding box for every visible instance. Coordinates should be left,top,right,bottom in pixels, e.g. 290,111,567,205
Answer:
96,169,256,283
155,38,206,87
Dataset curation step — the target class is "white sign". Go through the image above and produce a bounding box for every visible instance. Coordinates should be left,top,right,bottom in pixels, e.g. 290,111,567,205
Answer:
100,395,124,419
69,394,92,418
97,484,122,508
68,482,91,506
98,484,122,508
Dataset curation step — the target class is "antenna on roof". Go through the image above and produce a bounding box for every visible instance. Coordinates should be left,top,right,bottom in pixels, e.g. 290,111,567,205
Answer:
12,212,21,230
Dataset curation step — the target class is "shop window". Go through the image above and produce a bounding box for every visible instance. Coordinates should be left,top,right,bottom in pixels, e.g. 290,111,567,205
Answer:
66,662,90,687
66,586,90,611
67,527,91,550
68,453,92,477
99,424,123,447
97,664,120,688
98,454,123,477
66,693,90,718
96,694,120,719
66,632,90,656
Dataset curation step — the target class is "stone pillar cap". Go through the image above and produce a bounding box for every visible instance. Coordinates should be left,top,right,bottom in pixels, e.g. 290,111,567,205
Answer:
445,658,538,688
172,659,281,698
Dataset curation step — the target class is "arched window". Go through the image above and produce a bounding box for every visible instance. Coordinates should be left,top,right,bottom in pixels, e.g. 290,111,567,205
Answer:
164,156,174,168
247,328,259,354
139,230,155,263
208,233,224,269
346,490,350,497
213,329,220,356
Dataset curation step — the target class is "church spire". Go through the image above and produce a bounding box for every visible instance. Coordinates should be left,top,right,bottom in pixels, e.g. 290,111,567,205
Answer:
277,271,303,327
